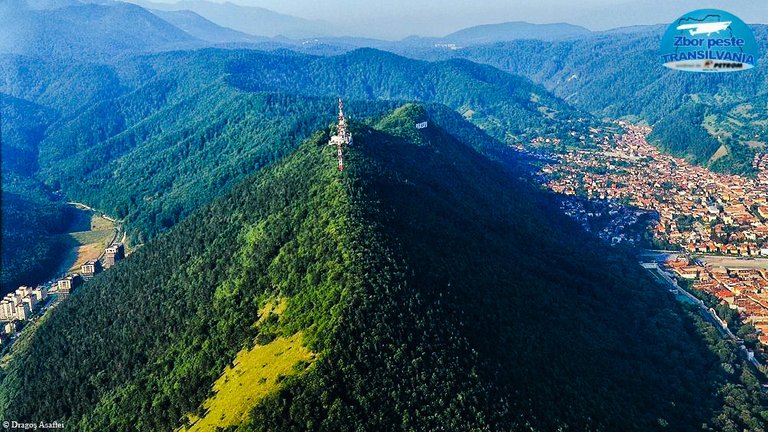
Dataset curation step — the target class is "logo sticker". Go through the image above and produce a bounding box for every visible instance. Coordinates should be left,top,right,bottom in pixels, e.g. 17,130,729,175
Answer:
660,9,759,72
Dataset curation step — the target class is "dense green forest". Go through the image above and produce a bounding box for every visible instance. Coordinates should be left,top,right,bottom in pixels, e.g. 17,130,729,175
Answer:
1,105,765,431
1,47,592,252
403,26,768,174
0,173,73,294
0,93,74,293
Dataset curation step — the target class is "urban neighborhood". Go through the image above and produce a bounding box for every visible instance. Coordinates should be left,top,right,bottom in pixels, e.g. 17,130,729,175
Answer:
540,122,768,358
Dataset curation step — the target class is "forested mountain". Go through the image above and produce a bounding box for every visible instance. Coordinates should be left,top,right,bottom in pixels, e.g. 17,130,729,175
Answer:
3,10,767,431
0,0,203,60
0,55,133,292
2,105,764,431
1,47,590,251
402,25,768,174
0,173,73,293
0,93,74,293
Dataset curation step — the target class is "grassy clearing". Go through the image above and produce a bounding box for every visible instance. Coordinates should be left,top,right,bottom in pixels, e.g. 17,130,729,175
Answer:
257,297,288,325
68,229,114,246
90,216,114,231
55,214,116,272
180,332,314,432
708,144,729,164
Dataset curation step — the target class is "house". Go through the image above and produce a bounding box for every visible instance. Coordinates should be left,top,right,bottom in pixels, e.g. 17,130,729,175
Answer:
674,266,700,280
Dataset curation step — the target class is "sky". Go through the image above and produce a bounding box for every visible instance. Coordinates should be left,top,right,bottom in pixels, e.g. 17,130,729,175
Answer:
140,0,768,39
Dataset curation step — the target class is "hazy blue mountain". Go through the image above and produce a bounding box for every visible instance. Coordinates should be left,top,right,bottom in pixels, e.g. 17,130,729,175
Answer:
149,9,267,44
443,21,591,43
596,24,666,35
126,0,335,38
16,0,81,9
0,1,203,60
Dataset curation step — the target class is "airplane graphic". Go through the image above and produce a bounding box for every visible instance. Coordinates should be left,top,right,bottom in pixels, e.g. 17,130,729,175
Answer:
676,21,731,36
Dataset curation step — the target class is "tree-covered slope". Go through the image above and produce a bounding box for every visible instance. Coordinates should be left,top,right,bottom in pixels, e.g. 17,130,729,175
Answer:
0,173,73,294
1,105,763,431
0,93,73,293
0,57,129,292
403,26,768,174
2,47,590,248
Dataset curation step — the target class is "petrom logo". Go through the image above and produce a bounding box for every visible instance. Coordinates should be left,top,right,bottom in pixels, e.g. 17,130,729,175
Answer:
660,9,759,73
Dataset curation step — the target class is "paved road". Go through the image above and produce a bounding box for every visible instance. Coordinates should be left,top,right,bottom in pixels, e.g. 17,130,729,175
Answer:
643,264,738,340
67,201,96,212
696,256,768,269
643,263,765,372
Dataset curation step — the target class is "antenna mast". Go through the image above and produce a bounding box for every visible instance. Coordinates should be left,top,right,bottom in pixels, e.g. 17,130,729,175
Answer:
328,98,352,171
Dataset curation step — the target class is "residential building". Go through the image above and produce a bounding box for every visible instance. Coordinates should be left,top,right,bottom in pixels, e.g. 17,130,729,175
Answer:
81,260,102,280
58,274,83,297
104,243,125,268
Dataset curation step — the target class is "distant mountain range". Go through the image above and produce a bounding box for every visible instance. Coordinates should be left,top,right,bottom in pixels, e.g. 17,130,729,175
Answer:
441,21,591,44
149,9,267,43
0,0,672,59
403,26,768,175
126,0,335,38
0,1,203,60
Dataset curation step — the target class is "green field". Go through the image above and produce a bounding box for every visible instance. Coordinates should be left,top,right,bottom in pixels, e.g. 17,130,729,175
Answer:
181,331,314,432
180,298,313,432
54,213,116,273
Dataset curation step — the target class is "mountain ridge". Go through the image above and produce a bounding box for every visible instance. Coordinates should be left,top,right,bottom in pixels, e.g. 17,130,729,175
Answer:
2,103,756,431
0,1,204,60
149,8,267,43
1,47,590,248
124,0,335,38
443,21,591,43
402,26,768,174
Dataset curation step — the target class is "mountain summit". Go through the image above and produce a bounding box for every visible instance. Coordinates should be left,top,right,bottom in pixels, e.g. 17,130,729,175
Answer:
0,104,729,431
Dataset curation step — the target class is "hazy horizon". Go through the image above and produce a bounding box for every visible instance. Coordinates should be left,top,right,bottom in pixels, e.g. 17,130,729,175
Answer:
131,0,768,39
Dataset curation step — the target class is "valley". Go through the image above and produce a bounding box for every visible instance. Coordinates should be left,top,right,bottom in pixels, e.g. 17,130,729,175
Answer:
1,1,768,430
0,202,126,357
56,204,119,274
